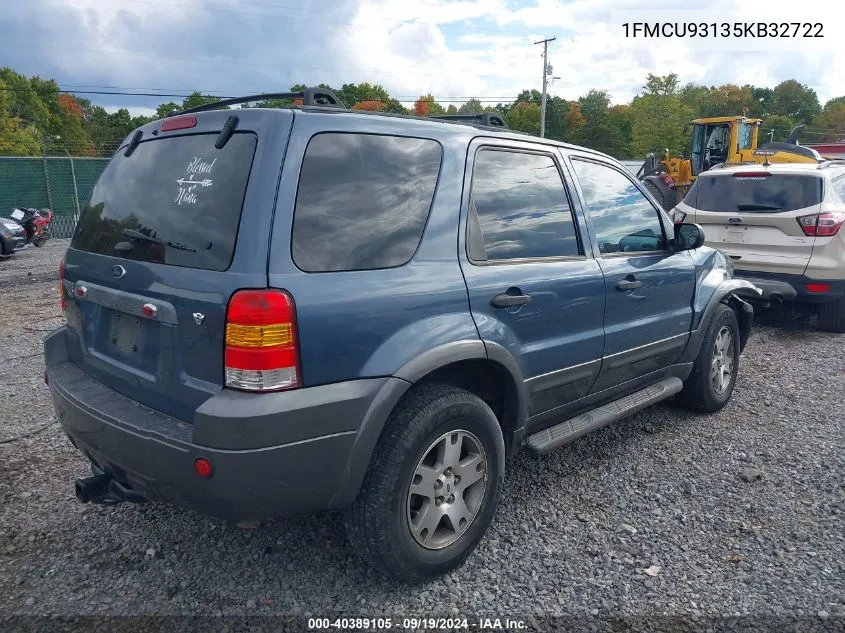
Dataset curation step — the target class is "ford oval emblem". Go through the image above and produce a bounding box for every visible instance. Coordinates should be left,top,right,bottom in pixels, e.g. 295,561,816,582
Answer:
728,217,743,224
112,265,126,279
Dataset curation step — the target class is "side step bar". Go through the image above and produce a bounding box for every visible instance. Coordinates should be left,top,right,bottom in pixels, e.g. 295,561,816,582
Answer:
526,377,683,455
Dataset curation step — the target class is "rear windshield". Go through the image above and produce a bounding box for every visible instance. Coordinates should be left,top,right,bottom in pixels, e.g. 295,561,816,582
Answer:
685,173,823,213
291,132,442,272
71,133,257,271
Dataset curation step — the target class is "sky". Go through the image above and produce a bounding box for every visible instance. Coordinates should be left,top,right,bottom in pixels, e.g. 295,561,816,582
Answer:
1,0,842,117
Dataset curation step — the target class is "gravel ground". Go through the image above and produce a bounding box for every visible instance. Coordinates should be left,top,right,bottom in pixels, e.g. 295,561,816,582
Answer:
1,240,843,630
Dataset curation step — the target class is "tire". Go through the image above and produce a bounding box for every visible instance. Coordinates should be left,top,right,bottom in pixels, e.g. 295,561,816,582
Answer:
344,383,505,584
818,298,845,333
675,303,741,413
643,179,673,211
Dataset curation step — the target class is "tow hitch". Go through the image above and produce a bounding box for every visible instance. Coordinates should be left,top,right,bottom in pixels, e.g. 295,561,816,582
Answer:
74,470,146,506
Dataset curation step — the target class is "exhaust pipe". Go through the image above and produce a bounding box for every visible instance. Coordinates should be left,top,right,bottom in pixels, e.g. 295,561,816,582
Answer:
75,473,112,503
770,293,784,306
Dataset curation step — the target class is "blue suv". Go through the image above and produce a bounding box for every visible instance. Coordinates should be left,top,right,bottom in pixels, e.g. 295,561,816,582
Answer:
44,88,759,583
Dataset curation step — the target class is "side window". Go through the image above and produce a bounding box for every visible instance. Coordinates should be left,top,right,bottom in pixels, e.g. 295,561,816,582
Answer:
738,122,754,150
571,159,667,255
833,177,845,202
292,133,442,272
469,149,581,261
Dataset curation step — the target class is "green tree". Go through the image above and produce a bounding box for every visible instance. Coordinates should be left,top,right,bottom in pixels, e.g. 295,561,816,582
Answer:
0,78,40,155
336,82,405,113
679,82,712,116
506,102,541,136
770,80,821,124
703,84,755,117
629,74,695,157
156,102,180,118
181,91,230,111
458,98,484,115
760,115,798,143
0,68,51,132
812,101,845,141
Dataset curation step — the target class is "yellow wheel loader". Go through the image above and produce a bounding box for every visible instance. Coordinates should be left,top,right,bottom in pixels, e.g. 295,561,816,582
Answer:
637,117,828,210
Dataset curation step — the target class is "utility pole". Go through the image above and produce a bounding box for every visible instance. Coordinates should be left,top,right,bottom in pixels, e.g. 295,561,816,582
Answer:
534,36,556,138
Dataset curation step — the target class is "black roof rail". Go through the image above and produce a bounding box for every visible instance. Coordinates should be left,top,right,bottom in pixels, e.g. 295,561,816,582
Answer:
168,87,346,116
430,113,509,129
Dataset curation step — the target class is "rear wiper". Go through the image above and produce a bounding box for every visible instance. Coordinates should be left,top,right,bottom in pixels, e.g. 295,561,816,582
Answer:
736,203,781,211
122,228,197,252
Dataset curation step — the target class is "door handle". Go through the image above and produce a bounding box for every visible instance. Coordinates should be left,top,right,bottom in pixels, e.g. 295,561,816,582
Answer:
491,289,531,308
616,278,642,291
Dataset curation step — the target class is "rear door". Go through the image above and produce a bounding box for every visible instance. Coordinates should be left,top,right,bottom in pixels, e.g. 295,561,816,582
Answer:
686,171,824,275
459,139,606,419
60,111,290,422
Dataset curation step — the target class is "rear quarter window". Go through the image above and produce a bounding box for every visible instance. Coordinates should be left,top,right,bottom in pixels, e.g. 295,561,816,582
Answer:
687,173,824,213
71,133,257,271
291,133,442,272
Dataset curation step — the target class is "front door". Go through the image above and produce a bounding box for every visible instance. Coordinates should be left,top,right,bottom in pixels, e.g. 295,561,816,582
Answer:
568,156,697,392
459,141,606,419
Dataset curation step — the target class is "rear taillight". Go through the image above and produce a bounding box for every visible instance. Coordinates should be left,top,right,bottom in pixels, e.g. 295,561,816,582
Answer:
58,258,65,312
797,212,845,237
224,289,300,392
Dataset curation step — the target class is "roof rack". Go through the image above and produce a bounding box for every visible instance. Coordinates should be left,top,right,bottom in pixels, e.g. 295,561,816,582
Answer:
168,87,346,116
430,113,509,129
818,159,845,169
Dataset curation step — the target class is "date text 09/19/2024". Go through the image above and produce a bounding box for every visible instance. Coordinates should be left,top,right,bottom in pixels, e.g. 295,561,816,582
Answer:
307,617,528,630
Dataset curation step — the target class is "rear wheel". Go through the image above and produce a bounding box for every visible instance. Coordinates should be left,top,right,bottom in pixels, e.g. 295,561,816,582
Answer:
344,384,505,583
676,304,740,413
818,298,845,333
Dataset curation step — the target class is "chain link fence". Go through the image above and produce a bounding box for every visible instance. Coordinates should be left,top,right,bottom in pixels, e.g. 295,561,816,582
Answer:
0,156,110,239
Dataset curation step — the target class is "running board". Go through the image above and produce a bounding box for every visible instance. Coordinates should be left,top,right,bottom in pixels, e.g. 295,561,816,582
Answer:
526,377,684,455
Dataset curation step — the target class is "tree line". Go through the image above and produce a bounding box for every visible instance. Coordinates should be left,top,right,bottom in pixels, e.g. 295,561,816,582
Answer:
1,66,844,160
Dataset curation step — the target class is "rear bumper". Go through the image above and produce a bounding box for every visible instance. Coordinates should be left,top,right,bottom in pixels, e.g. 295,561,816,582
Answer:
733,271,845,305
44,327,409,521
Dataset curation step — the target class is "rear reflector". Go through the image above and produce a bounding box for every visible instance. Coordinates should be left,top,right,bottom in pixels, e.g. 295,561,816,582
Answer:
224,289,300,392
797,212,845,237
805,283,831,293
194,458,213,479
160,115,197,132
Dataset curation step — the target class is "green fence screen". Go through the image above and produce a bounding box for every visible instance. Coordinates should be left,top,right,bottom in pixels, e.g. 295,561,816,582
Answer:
0,156,110,238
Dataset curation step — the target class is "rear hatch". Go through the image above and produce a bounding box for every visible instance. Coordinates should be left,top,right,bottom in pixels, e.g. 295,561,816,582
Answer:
60,110,291,421
684,170,824,275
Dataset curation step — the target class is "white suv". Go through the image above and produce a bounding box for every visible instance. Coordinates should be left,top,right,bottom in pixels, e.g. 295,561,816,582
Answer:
672,162,845,332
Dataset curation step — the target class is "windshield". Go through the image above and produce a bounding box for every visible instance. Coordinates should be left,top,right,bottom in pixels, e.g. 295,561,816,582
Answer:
70,132,257,271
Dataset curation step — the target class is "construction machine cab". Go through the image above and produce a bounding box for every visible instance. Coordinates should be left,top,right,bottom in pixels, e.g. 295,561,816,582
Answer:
688,117,759,175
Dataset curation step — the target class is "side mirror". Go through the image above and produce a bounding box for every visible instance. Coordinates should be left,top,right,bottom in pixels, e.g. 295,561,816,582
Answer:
674,223,705,251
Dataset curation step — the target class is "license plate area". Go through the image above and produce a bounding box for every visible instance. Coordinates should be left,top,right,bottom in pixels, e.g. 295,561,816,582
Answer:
724,226,745,243
96,309,160,374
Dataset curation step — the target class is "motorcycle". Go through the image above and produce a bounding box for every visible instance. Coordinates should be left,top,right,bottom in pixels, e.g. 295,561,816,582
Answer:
9,207,54,247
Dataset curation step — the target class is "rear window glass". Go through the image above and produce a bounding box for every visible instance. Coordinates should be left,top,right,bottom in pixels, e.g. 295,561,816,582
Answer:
292,133,442,272
685,173,823,213
71,133,257,271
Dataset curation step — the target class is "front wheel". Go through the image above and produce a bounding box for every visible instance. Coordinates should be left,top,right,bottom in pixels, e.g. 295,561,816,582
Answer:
675,303,741,413
344,384,505,583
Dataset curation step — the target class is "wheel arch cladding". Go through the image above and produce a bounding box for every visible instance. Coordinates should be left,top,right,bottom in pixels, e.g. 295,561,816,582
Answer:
682,280,758,363
329,341,527,508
